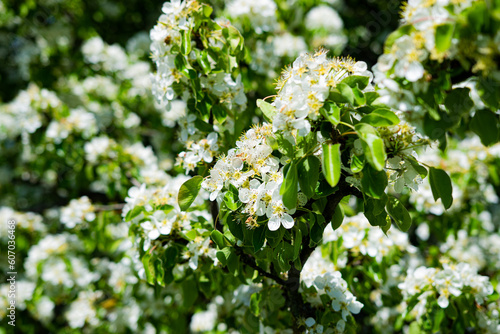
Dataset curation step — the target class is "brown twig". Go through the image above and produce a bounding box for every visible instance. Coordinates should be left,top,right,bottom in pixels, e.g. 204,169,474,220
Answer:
93,203,126,212
234,245,287,285
286,177,362,333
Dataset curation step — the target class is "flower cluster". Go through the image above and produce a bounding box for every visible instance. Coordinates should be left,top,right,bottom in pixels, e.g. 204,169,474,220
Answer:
374,0,500,134
440,228,500,271
272,50,371,139
45,107,98,144
409,137,500,215
150,0,246,110
150,0,248,173
60,196,96,228
202,123,299,231
65,290,102,328
82,36,129,73
0,207,45,238
477,302,500,334
123,174,196,241
399,262,494,310
377,0,467,83
0,281,35,319
308,272,363,331
176,132,219,172
0,83,61,140
323,213,416,262
226,0,278,34
0,202,170,332
123,173,218,270
24,233,99,289
305,5,347,52
301,249,338,286
378,121,428,192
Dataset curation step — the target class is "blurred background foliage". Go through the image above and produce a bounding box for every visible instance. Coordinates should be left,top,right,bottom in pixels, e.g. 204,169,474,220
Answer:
0,0,403,105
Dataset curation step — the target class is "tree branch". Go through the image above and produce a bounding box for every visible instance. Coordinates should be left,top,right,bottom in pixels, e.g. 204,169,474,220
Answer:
286,178,362,333
94,203,126,211
234,245,287,285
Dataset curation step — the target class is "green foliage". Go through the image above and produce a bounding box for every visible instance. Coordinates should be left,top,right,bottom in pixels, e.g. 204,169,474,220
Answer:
178,176,204,211
429,167,453,210
470,109,499,146
281,162,299,210
3,0,500,333
322,143,341,188
355,123,387,171
298,156,321,199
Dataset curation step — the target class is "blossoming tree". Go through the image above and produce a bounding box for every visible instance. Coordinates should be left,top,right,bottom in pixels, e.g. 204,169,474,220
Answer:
1,0,500,333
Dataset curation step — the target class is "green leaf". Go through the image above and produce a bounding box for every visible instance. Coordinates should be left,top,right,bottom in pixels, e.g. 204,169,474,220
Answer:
227,249,239,275
142,252,155,285
181,30,192,55
478,77,500,110
178,175,204,211
227,213,244,240
201,3,213,17
321,102,341,125
184,229,197,241
360,108,400,127
406,156,428,178
154,257,165,287
216,248,232,266
361,164,388,199
252,225,266,252
223,185,239,211
445,301,458,319
197,50,211,74
432,308,445,332
350,154,365,173
298,156,320,198
164,247,178,268
280,162,298,210
322,143,341,187
266,227,285,248
224,25,244,53
364,195,388,227
212,104,227,124
211,230,227,249
296,131,317,156
336,82,355,105
470,109,499,146
341,75,370,90
381,217,391,234
328,90,348,104
365,91,380,105
194,118,214,132
409,321,422,334
275,241,293,272
331,205,344,230
429,167,453,210
435,23,454,53
257,99,277,122
250,293,262,316
276,134,294,157
125,205,144,221
310,214,324,245
174,53,189,72
386,196,412,232
355,123,387,171
352,86,366,106
182,279,199,308
444,88,473,116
